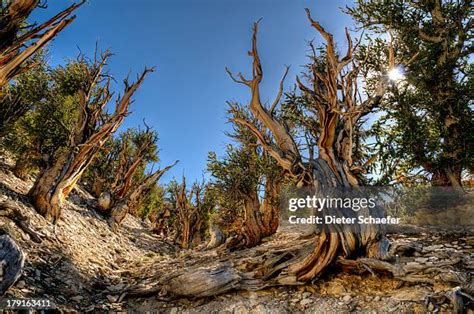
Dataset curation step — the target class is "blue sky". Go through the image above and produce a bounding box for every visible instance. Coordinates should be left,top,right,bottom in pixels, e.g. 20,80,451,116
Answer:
32,0,355,183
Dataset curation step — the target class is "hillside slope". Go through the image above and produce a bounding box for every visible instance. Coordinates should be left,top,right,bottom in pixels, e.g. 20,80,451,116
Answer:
0,154,472,313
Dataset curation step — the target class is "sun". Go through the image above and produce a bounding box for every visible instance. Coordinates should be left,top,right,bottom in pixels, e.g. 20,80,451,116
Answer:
388,67,405,81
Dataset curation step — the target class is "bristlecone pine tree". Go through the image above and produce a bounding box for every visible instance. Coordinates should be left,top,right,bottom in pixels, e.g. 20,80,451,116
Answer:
107,160,178,230
89,125,178,229
108,129,158,202
160,10,395,297
208,103,282,249
171,177,209,249
227,12,391,280
28,51,154,223
0,0,83,132
348,0,473,187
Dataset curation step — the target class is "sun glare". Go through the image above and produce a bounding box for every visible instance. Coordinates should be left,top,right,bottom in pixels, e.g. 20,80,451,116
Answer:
388,67,405,81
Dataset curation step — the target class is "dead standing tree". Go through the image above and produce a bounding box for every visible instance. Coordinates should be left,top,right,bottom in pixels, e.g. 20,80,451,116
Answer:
28,52,154,223
157,11,395,297
108,160,178,230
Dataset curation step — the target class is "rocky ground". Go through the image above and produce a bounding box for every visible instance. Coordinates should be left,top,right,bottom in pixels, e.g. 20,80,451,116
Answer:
0,154,473,313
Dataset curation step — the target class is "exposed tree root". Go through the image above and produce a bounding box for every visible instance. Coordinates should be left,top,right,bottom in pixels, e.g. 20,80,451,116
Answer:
123,234,471,314
0,200,42,243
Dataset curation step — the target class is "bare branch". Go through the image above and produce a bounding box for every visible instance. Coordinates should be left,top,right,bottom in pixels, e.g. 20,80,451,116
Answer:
225,67,250,86
227,20,302,173
269,65,290,115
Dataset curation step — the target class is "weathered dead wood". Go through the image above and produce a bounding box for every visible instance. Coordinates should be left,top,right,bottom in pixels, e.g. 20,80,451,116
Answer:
225,13,390,282
0,234,24,295
29,55,154,223
204,223,226,250
155,9,393,297
108,161,178,230
0,1,84,89
172,177,208,249
339,256,473,312
123,234,471,307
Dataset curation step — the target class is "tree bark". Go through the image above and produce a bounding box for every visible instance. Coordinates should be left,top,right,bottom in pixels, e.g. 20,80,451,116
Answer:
108,161,178,230
205,222,225,250
233,176,281,249
431,166,462,187
29,60,153,223
161,11,391,296
240,195,265,248
0,1,83,90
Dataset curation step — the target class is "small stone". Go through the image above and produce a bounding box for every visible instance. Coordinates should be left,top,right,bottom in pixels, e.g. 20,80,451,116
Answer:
71,295,83,302
106,295,118,303
427,303,435,311
424,244,443,252
373,296,381,302
300,298,312,306
326,281,347,296
342,295,352,303
169,307,179,314
16,280,26,288
414,257,428,263
302,292,311,298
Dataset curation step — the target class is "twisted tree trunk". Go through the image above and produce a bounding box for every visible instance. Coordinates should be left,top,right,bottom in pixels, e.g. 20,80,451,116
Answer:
0,0,83,90
29,55,153,223
108,161,178,230
231,175,281,249
160,10,391,296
